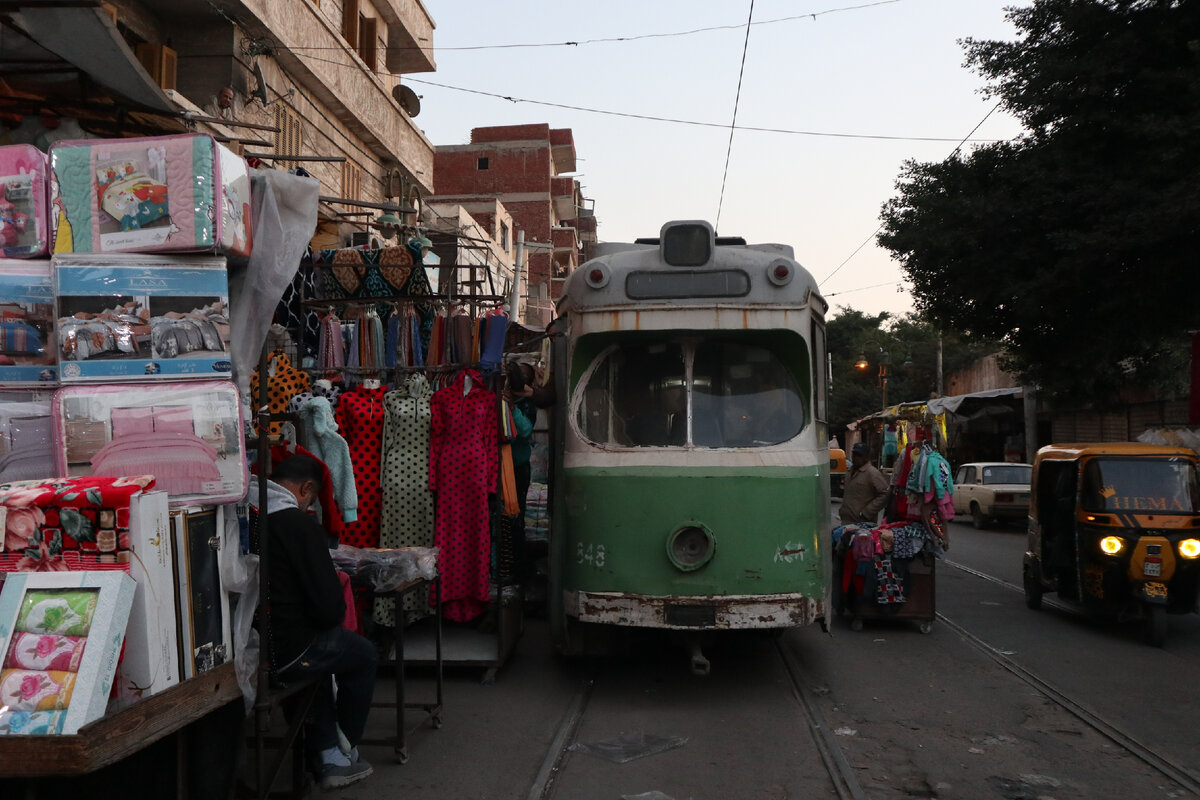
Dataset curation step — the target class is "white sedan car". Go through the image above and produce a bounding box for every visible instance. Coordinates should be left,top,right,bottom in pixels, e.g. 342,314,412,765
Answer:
953,462,1033,529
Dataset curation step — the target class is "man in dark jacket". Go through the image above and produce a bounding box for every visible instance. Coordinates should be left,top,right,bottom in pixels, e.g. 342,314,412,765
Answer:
840,442,890,524
254,454,377,790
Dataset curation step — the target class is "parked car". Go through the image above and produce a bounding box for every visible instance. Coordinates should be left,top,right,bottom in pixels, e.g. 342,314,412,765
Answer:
953,462,1033,529
830,447,846,497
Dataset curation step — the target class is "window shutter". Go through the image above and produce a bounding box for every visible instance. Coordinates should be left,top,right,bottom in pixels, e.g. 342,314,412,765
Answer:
342,0,359,44
359,16,378,71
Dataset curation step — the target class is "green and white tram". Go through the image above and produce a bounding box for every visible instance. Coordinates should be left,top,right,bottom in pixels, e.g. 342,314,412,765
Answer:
547,220,832,668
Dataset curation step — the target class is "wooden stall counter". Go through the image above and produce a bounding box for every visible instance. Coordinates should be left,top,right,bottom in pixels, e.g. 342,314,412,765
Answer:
0,662,241,778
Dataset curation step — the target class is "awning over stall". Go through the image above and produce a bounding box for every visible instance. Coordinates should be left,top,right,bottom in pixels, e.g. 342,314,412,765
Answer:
1,4,173,111
926,387,1022,416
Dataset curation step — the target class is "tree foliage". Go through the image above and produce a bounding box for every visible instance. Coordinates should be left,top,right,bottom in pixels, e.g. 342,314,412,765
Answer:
827,309,995,441
878,0,1200,406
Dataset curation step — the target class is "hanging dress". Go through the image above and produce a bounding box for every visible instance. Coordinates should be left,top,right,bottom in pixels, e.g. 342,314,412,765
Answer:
334,384,387,548
429,369,498,622
249,351,311,435
375,373,435,626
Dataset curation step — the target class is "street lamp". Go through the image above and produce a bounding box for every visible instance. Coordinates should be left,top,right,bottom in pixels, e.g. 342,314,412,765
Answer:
855,340,889,411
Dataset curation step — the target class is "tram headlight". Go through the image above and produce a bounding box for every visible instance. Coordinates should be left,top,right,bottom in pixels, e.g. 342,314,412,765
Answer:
1099,536,1125,556
1179,538,1200,559
766,259,793,286
667,525,715,571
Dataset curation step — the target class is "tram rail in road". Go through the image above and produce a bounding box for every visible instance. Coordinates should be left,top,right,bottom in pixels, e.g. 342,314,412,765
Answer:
941,559,1200,796
524,651,868,800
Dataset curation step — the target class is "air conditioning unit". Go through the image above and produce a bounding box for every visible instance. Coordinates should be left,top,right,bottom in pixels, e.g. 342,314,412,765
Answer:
134,43,178,92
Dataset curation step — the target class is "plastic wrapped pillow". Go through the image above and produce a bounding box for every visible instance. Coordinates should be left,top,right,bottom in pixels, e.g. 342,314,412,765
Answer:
330,544,438,592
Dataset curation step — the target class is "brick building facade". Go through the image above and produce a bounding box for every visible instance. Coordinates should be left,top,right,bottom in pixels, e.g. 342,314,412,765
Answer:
430,124,594,325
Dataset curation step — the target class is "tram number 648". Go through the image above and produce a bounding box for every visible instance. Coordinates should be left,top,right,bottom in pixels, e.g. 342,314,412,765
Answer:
576,542,607,567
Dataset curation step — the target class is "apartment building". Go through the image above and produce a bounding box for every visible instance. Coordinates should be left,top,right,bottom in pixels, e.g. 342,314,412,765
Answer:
431,124,595,326
0,0,436,238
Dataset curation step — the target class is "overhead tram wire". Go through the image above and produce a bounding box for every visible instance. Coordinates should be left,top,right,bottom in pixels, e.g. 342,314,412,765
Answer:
263,1,904,54
716,0,755,231
816,101,1005,289
403,77,993,144
824,280,901,298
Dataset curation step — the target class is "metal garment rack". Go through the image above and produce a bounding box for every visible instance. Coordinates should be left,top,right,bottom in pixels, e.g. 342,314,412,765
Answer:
250,344,320,800
358,576,445,764
298,257,523,682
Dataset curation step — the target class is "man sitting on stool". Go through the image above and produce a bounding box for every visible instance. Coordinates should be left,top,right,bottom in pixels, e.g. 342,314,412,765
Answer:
254,454,378,790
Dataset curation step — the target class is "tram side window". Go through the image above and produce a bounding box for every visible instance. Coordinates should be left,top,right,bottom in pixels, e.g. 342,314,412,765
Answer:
693,342,803,447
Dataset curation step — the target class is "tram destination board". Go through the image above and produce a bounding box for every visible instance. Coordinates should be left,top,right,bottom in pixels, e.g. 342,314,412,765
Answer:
626,269,750,299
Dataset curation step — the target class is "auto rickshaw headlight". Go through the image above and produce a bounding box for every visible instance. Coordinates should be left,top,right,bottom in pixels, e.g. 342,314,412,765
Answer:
1099,536,1124,556
1179,538,1200,559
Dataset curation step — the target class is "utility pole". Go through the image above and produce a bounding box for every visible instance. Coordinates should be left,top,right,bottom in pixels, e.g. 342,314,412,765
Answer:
510,230,525,322
936,334,944,397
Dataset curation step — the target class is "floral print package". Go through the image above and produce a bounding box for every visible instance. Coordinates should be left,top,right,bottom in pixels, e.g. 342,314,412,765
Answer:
0,474,155,573
0,570,134,734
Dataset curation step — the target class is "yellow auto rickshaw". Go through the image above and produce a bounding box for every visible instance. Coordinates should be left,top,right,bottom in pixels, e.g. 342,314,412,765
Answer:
1024,443,1200,646
829,447,847,498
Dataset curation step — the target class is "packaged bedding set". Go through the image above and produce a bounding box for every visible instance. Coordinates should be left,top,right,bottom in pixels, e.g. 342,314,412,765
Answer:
0,144,49,258
0,259,57,386
49,133,252,257
51,379,247,506
52,254,231,382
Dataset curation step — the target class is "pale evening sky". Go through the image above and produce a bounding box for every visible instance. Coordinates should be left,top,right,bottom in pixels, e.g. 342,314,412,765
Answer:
412,1,1026,320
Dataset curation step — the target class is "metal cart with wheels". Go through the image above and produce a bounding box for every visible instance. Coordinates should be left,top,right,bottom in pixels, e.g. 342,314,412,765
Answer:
833,541,937,634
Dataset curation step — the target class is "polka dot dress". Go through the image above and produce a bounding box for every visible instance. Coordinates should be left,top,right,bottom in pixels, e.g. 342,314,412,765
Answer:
250,351,310,434
335,385,387,548
429,370,498,623
374,373,435,626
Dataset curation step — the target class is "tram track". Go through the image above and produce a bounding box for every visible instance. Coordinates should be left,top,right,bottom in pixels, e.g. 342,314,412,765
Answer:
776,640,867,800
942,559,1200,796
525,651,867,800
526,677,595,800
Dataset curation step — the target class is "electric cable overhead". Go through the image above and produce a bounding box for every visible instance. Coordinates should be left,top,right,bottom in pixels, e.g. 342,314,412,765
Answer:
824,280,903,298
817,101,1005,288
403,76,995,144
240,1,903,54
715,0,756,232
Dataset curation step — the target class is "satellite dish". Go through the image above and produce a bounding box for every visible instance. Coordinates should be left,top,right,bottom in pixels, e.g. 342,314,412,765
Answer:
393,84,421,118
251,62,269,106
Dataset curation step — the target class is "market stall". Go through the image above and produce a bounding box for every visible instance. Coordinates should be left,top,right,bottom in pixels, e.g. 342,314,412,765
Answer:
832,441,953,634
0,132,463,796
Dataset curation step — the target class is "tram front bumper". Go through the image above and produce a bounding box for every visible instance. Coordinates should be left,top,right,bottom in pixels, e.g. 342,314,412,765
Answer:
565,590,826,629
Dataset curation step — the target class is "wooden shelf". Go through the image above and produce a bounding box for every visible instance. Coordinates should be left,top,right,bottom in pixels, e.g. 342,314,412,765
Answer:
0,662,241,778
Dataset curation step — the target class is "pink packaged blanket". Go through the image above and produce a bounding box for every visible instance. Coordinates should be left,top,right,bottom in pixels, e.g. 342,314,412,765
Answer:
52,380,247,506
49,133,252,257
0,144,49,258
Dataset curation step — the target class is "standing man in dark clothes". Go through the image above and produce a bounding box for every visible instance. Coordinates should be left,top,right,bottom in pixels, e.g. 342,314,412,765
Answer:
840,442,890,525
253,454,378,790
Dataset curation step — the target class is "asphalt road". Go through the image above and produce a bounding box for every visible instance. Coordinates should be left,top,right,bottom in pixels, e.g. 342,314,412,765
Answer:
327,503,1200,800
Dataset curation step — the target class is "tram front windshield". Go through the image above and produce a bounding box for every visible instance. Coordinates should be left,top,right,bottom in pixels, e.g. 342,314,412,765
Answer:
576,339,805,448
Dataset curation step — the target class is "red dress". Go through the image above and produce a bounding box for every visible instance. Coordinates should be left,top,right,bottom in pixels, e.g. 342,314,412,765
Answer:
335,385,386,548
429,370,497,622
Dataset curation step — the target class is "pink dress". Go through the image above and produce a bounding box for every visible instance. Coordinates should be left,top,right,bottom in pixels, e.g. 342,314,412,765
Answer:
335,385,387,548
429,370,497,622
